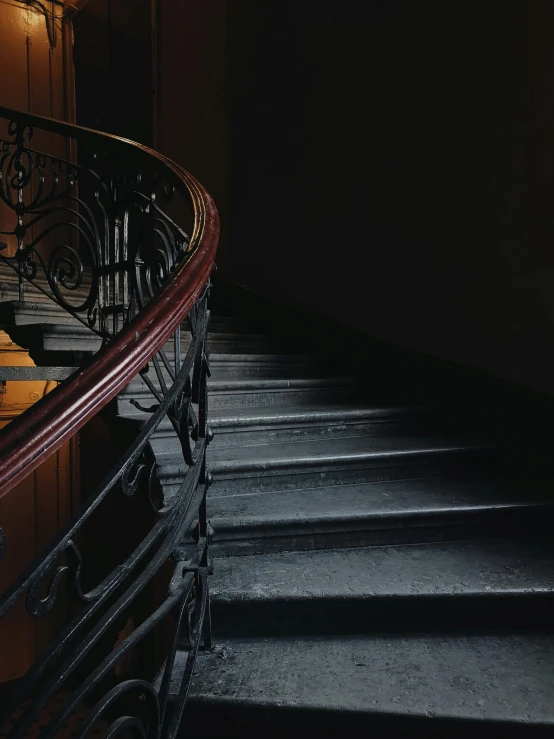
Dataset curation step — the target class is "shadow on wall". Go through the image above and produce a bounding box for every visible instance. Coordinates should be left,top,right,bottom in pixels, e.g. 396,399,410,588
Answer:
224,0,554,396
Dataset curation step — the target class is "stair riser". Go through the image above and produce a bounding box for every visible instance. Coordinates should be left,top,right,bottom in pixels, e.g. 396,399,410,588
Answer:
183,699,554,738
29,349,98,367
24,336,278,356
6,331,102,354
209,363,317,379
209,508,554,556
190,340,278,353
163,463,431,498
149,418,414,458
209,387,356,409
117,386,355,415
145,418,418,453
210,592,554,638
123,360,320,390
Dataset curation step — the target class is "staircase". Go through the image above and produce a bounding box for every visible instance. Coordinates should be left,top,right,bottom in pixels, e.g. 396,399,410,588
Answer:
2,104,554,738
171,304,554,737
3,290,554,737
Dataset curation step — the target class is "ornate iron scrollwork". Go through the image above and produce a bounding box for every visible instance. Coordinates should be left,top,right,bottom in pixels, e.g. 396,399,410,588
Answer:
0,115,191,338
0,108,215,738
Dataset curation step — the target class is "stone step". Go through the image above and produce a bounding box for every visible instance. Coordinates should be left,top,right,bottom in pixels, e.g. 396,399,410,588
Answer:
185,633,554,736
118,377,357,418
0,300,83,326
0,366,77,381
0,268,91,305
139,352,321,381
208,353,318,379
3,322,287,366
8,322,277,350
160,435,494,499
147,404,428,471
117,404,425,465
0,354,341,388
7,322,101,352
208,403,427,447
209,536,554,636
0,302,260,338
207,476,554,555
212,377,357,410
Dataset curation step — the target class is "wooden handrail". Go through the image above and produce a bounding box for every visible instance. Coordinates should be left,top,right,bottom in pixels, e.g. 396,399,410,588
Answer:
0,107,219,499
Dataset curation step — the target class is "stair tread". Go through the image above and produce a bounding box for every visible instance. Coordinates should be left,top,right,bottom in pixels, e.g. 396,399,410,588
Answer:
209,353,312,363
9,323,269,340
122,377,355,402
210,402,420,427
208,476,553,525
156,435,490,475
206,435,491,473
189,632,554,724
12,322,99,337
208,377,353,391
211,536,554,601
125,377,349,392
117,403,421,440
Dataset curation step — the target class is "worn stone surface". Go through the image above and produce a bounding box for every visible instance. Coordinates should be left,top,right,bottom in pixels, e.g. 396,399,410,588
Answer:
211,537,554,602
188,634,554,724
209,476,550,532
107,309,554,728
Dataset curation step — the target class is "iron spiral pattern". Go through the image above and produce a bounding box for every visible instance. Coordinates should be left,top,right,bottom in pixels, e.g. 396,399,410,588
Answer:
0,116,191,337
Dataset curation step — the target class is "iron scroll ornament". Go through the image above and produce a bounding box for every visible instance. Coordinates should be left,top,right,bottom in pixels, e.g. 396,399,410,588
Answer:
0,117,191,338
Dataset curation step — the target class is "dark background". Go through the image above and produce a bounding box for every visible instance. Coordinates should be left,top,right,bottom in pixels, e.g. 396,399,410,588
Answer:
73,0,554,395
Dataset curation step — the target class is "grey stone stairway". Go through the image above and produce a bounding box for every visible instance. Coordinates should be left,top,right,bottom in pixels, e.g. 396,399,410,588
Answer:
3,295,554,736
182,312,554,738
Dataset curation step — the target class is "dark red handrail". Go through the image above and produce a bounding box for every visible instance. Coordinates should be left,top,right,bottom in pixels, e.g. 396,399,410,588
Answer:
0,108,219,498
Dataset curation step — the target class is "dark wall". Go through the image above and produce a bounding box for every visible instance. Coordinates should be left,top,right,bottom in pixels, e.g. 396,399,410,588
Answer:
71,1,554,395
73,0,154,145
156,0,229,268
225,1,554,396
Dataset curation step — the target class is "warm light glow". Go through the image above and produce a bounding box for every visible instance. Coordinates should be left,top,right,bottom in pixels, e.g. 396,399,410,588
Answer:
25,7,46,31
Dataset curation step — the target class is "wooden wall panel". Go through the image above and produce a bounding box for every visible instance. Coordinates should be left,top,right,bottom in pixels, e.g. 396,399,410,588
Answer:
0,0,30,112
0,0,67,117
0,334,80,682
0,0,73,269
0,444,36,683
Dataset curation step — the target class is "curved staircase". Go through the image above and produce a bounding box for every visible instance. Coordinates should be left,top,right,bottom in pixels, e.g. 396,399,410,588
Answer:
1,104,554,737
186,304,554,737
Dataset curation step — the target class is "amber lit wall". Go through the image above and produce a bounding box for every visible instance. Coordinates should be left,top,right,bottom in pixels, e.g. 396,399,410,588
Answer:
0,0,66,114
0,0,72,258
0,1,79,682
0,332,79,682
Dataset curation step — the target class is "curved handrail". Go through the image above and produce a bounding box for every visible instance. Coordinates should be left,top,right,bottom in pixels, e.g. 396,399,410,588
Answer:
0,105,219,498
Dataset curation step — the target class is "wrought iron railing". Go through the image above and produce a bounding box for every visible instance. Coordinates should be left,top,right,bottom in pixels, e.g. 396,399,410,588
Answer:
0,106,219,737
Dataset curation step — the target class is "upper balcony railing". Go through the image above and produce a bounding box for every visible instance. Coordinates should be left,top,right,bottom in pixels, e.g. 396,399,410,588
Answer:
0,105,218,737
